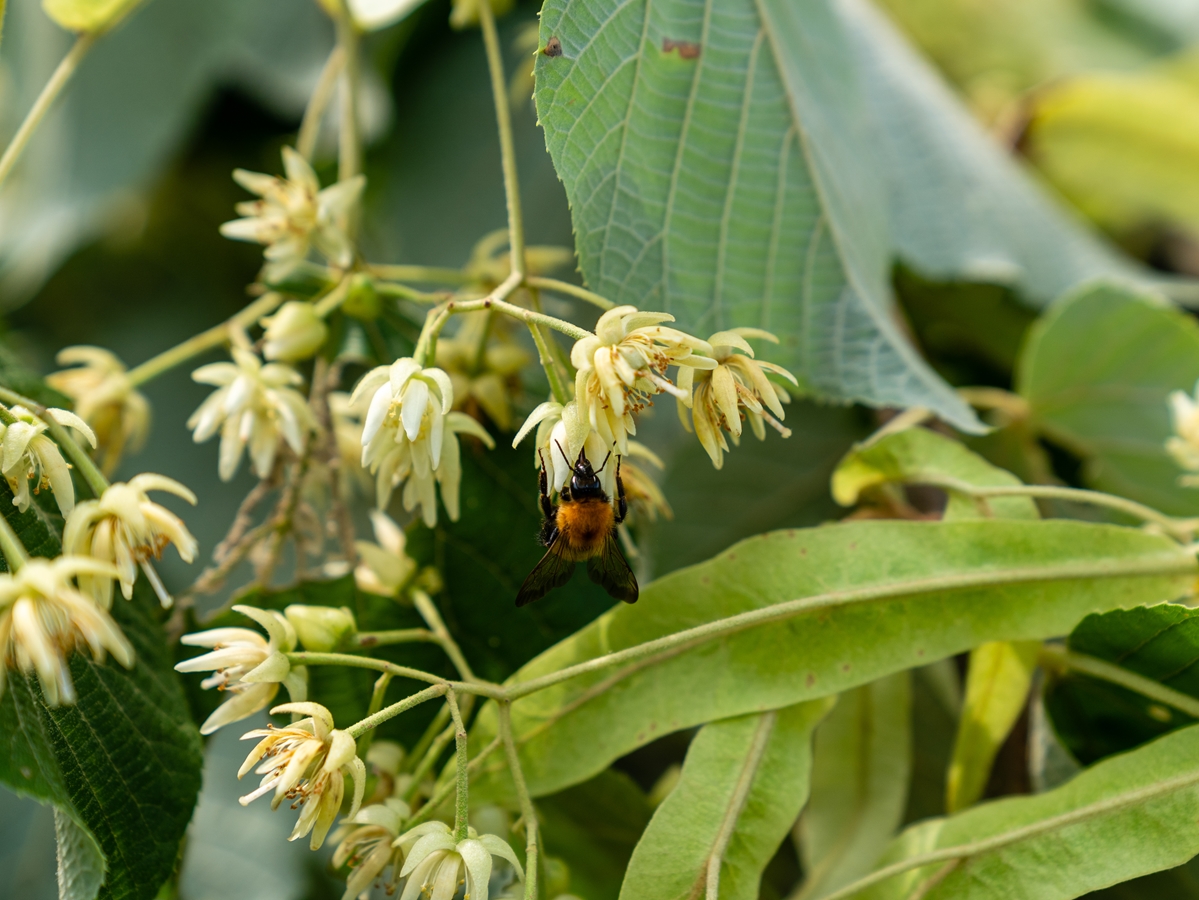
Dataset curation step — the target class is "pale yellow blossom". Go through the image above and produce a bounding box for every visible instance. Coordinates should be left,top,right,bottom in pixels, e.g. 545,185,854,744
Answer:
393,821,523,900
0,556,131,707
175,605,307,735
63,474,198,609
238,702,366,850
512,399,614,496
47,346,150,474
0,405,94,515
187,348,318,481
331,797,410,900
261,300,329,362
354,510,417,597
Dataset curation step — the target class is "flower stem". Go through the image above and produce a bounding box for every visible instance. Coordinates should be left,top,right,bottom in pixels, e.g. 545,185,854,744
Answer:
313,276,353,317
527,322,571,406
284,650,507,699
355,671,394,759
524,276,615,311
412,589,476,682
354,628,439,648
1039,643,1199,719
126,293,284,387
406,736,503,828
297,46,345,160
499,701,539,900
0,512,30,571
0,387,109,497
333,1,362,183
0,34,95,191
477,0,526,278
446,691,471,841
346,682,447,739
403,720,456,802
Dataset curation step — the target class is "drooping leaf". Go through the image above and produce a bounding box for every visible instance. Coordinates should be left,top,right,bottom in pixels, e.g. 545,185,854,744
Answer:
1017,280,1199,516
946,641,1040,813
467,518,1193,804
797,673,911,899
0,481,203,900
839,0,1142,307
855,723,1199,900
1045,604,1199,766
538,769,655,900
831,426,1037,521
621,701,831,900
533,0,978,430
54,811,106,900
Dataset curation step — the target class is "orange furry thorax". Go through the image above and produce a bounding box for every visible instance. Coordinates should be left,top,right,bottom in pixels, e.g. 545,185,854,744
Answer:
555,498,614,560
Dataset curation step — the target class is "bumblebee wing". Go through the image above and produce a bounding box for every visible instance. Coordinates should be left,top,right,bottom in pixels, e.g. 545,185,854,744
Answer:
586,531,639,603
516,539,576,607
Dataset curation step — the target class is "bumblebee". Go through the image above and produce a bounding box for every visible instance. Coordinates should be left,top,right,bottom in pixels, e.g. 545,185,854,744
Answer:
515,444,639,607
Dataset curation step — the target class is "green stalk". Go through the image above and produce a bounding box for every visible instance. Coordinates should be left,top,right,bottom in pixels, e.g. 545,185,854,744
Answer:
524,276,615,311
0,512,30,571
499,702,540,900
446,692,471,841
0,35,95,191
297,46,344,161
346,683,447,739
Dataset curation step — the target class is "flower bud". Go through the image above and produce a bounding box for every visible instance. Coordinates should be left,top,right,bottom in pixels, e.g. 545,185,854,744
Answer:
261,301,328,362
284,605,357,652
344,272,381,321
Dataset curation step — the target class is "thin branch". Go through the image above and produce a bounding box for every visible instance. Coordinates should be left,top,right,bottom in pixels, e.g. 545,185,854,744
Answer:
0,35,95,190
296,46,345,160
346,683,448,739
284,651,507,699
446,692,471,841
412,589,477,682
524,276,615,311
499,702,539,900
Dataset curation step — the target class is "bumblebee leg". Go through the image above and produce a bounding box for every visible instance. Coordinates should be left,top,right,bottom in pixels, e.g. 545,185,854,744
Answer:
614,455,628,524
537,454,555,521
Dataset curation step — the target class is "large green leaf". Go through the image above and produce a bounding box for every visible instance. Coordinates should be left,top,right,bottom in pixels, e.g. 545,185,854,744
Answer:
854,724,1199,900
532,0,978,430
621,702,830,900
0,482,203,900
1017,280,1199,517
797,674,911,899
468,518,1193,804
1046,604,1199,766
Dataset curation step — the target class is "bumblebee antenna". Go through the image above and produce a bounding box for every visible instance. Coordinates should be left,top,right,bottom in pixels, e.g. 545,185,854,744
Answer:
554,440,571,466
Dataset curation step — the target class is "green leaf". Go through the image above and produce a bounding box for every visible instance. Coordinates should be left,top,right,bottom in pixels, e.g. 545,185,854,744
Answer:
1017,280,1199,516
946,641,1039,813
0,482,203,900
831,426,1037,521
468,518,1193,804
621,701,831,900
55,810,106,900
1045,604,1199,766
838,0,1141,307
42,0,144,33
797,673,911,899
853,723,1199,900
538,769,655,900
533,0,978,430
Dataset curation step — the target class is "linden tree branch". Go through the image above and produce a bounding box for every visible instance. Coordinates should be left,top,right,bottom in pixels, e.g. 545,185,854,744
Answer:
345,682,448,739
524,276,616,311
499,701,540,900
446,691,471,841
296,46,345,161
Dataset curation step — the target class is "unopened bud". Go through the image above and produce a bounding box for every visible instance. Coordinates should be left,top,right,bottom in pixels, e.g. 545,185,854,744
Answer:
284,605,357,652
343,273,381,321
261,301,328,362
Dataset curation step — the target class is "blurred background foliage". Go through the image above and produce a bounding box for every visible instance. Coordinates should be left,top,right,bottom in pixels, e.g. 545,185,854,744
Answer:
7,0,1199,897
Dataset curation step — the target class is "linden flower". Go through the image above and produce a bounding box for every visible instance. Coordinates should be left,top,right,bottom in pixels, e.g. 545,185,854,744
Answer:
0,405,95,515
1168,383,1199,486
238,702,366,850
393,821,524,900
621,441,672,522
678,329,797,469
220,146,365,269
355,510,417,597
571,305,714,454
513,399,614,496
175,604,307,735
188,348,318,481
63,474,198,609
46,346,150,474
261,300,329,362
328,392,373,498
331,798,411,900
0,556,132,707
351,359,494,524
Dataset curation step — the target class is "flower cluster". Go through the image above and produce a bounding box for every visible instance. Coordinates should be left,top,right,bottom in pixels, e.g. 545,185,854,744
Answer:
47,346,150,474
188,347,318,481
238,702,366,850
220,147,364,271
351,358,494,524
0,556,133,706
